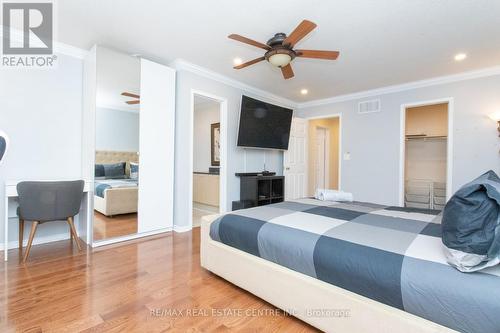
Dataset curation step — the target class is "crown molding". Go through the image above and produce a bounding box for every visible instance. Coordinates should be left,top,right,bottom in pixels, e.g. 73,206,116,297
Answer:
297,65,500,109
170,58,298,108
1,26,88,59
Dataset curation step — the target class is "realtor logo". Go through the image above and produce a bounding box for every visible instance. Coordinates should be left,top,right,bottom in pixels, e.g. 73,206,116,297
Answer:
1,1,57,68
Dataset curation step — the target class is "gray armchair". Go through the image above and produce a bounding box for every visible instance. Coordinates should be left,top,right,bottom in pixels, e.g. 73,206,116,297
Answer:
17,180,85,263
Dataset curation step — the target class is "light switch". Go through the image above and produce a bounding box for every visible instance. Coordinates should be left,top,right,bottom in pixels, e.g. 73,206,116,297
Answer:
344,152,351,161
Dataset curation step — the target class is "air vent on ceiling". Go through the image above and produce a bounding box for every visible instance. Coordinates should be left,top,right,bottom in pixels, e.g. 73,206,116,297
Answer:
358,99,381,114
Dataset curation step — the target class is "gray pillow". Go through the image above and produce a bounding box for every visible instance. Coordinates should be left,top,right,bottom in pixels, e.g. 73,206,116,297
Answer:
442,170,500,272
130,162,139,180
94,162,126,179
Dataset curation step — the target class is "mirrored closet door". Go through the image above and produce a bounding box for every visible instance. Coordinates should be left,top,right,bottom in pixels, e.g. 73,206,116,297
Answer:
93,47,141,241
83,45,175,245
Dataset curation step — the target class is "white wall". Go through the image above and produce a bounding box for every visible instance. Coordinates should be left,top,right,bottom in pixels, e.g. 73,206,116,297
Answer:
296,75,500,205
193,101,220,172
174,69,289,228
0,54,84,250
95,107,139,152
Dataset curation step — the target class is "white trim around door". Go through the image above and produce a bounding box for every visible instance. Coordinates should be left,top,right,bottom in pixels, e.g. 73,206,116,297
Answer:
399,98,454,207
188,89,228,230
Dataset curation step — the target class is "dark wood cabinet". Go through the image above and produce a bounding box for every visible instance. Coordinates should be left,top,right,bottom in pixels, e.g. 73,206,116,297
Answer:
233,175,284,210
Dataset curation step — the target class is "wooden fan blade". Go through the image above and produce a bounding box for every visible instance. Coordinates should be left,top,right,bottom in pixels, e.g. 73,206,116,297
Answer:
296,49,340,60
234,57,266,69
228,34,270,50
283,20,317,47
126,100,140,105
281,64,294,79
121,92,140,99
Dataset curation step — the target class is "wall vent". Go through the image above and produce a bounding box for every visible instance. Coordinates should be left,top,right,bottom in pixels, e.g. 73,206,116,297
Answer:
358,99,381,114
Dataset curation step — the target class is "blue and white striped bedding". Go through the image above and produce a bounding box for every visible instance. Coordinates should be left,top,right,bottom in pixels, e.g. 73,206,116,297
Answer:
209,198,500,333
94,179,138,198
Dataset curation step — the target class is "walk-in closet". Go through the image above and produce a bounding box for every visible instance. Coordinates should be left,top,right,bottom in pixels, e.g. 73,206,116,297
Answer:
404,103,448,210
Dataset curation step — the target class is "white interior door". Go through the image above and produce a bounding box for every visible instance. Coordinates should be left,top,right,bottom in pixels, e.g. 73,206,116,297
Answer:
138,59,176,233
284,117,307,200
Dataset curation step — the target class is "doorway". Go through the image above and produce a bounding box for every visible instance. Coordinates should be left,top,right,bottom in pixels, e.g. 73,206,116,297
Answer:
190,91,228,229
400,99,453,210
307,116,341,196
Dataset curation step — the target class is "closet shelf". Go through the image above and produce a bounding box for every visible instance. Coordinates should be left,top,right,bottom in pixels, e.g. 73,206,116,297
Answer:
405,134,447,141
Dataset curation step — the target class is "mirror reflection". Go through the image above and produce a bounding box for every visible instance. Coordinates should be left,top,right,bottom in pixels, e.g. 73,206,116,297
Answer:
93,47,140,241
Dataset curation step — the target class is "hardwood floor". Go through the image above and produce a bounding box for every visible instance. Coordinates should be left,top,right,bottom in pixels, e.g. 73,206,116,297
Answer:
0,228,318,332
93,212,138,241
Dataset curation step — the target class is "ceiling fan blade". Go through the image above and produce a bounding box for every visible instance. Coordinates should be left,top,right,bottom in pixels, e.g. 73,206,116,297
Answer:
295,49,340,60
126,100,140,105
121,92,140,99
234,56,266,69
228,34,270,50
281,64,294,80
283,20,317,47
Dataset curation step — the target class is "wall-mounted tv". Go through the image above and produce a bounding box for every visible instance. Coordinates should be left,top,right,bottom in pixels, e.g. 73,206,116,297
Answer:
237,95,293,150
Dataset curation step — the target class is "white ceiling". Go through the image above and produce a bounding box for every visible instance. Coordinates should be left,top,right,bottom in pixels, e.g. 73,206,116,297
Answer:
58,0,500,102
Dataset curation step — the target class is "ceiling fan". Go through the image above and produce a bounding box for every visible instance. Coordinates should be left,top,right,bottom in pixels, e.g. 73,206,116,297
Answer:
228,20,339,80
121,92,140,105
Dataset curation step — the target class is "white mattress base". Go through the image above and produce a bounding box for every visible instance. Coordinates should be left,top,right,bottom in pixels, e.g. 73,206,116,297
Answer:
200,215,456,333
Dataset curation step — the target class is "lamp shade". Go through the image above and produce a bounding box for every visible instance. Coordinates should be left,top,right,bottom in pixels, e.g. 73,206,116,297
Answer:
0,130,8,163
268,53,292,67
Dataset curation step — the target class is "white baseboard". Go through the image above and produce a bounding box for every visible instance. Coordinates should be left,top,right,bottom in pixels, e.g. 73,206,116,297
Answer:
174,225,192,233
91,227,172,247
0,232,71,251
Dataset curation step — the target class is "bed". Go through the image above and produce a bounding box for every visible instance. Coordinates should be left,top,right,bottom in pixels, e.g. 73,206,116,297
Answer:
94,150,138,216
201,198,500,333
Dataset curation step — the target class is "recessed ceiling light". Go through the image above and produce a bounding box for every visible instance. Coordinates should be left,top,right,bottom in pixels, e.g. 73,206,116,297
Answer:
233,57,243,66
454,53,467,61
300,89,308,95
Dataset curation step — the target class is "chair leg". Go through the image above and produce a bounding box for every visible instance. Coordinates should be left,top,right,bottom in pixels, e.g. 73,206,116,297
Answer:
19,219,24,252
67,217,82,251
22,221,39,264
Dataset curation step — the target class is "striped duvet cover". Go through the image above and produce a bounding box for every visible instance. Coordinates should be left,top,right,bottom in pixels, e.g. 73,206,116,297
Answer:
209,198,500,333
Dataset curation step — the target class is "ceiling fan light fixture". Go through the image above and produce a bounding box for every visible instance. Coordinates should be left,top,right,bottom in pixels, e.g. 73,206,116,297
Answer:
268,53,292,68
229,20,339,79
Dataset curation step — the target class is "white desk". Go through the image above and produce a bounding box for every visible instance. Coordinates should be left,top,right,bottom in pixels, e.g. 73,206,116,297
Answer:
4,180,92,261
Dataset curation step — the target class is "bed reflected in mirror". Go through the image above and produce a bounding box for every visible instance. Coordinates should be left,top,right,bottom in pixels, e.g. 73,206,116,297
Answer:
92,47,140,242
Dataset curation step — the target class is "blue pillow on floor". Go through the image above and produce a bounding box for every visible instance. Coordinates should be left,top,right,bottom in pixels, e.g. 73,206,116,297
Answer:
442,170,500,272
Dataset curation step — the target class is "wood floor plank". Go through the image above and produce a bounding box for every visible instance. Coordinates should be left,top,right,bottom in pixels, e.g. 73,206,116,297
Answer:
93,212,138,241
0,228,318,332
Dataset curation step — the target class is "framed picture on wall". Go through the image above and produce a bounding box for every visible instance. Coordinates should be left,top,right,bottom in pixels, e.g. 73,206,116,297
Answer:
211,123,220,166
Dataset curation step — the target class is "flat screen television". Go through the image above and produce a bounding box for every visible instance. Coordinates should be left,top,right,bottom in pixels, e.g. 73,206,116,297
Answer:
237,95,293,150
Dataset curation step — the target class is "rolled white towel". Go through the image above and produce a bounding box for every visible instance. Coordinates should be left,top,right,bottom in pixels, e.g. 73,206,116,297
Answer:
314,188,327,200
318,189,353,202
